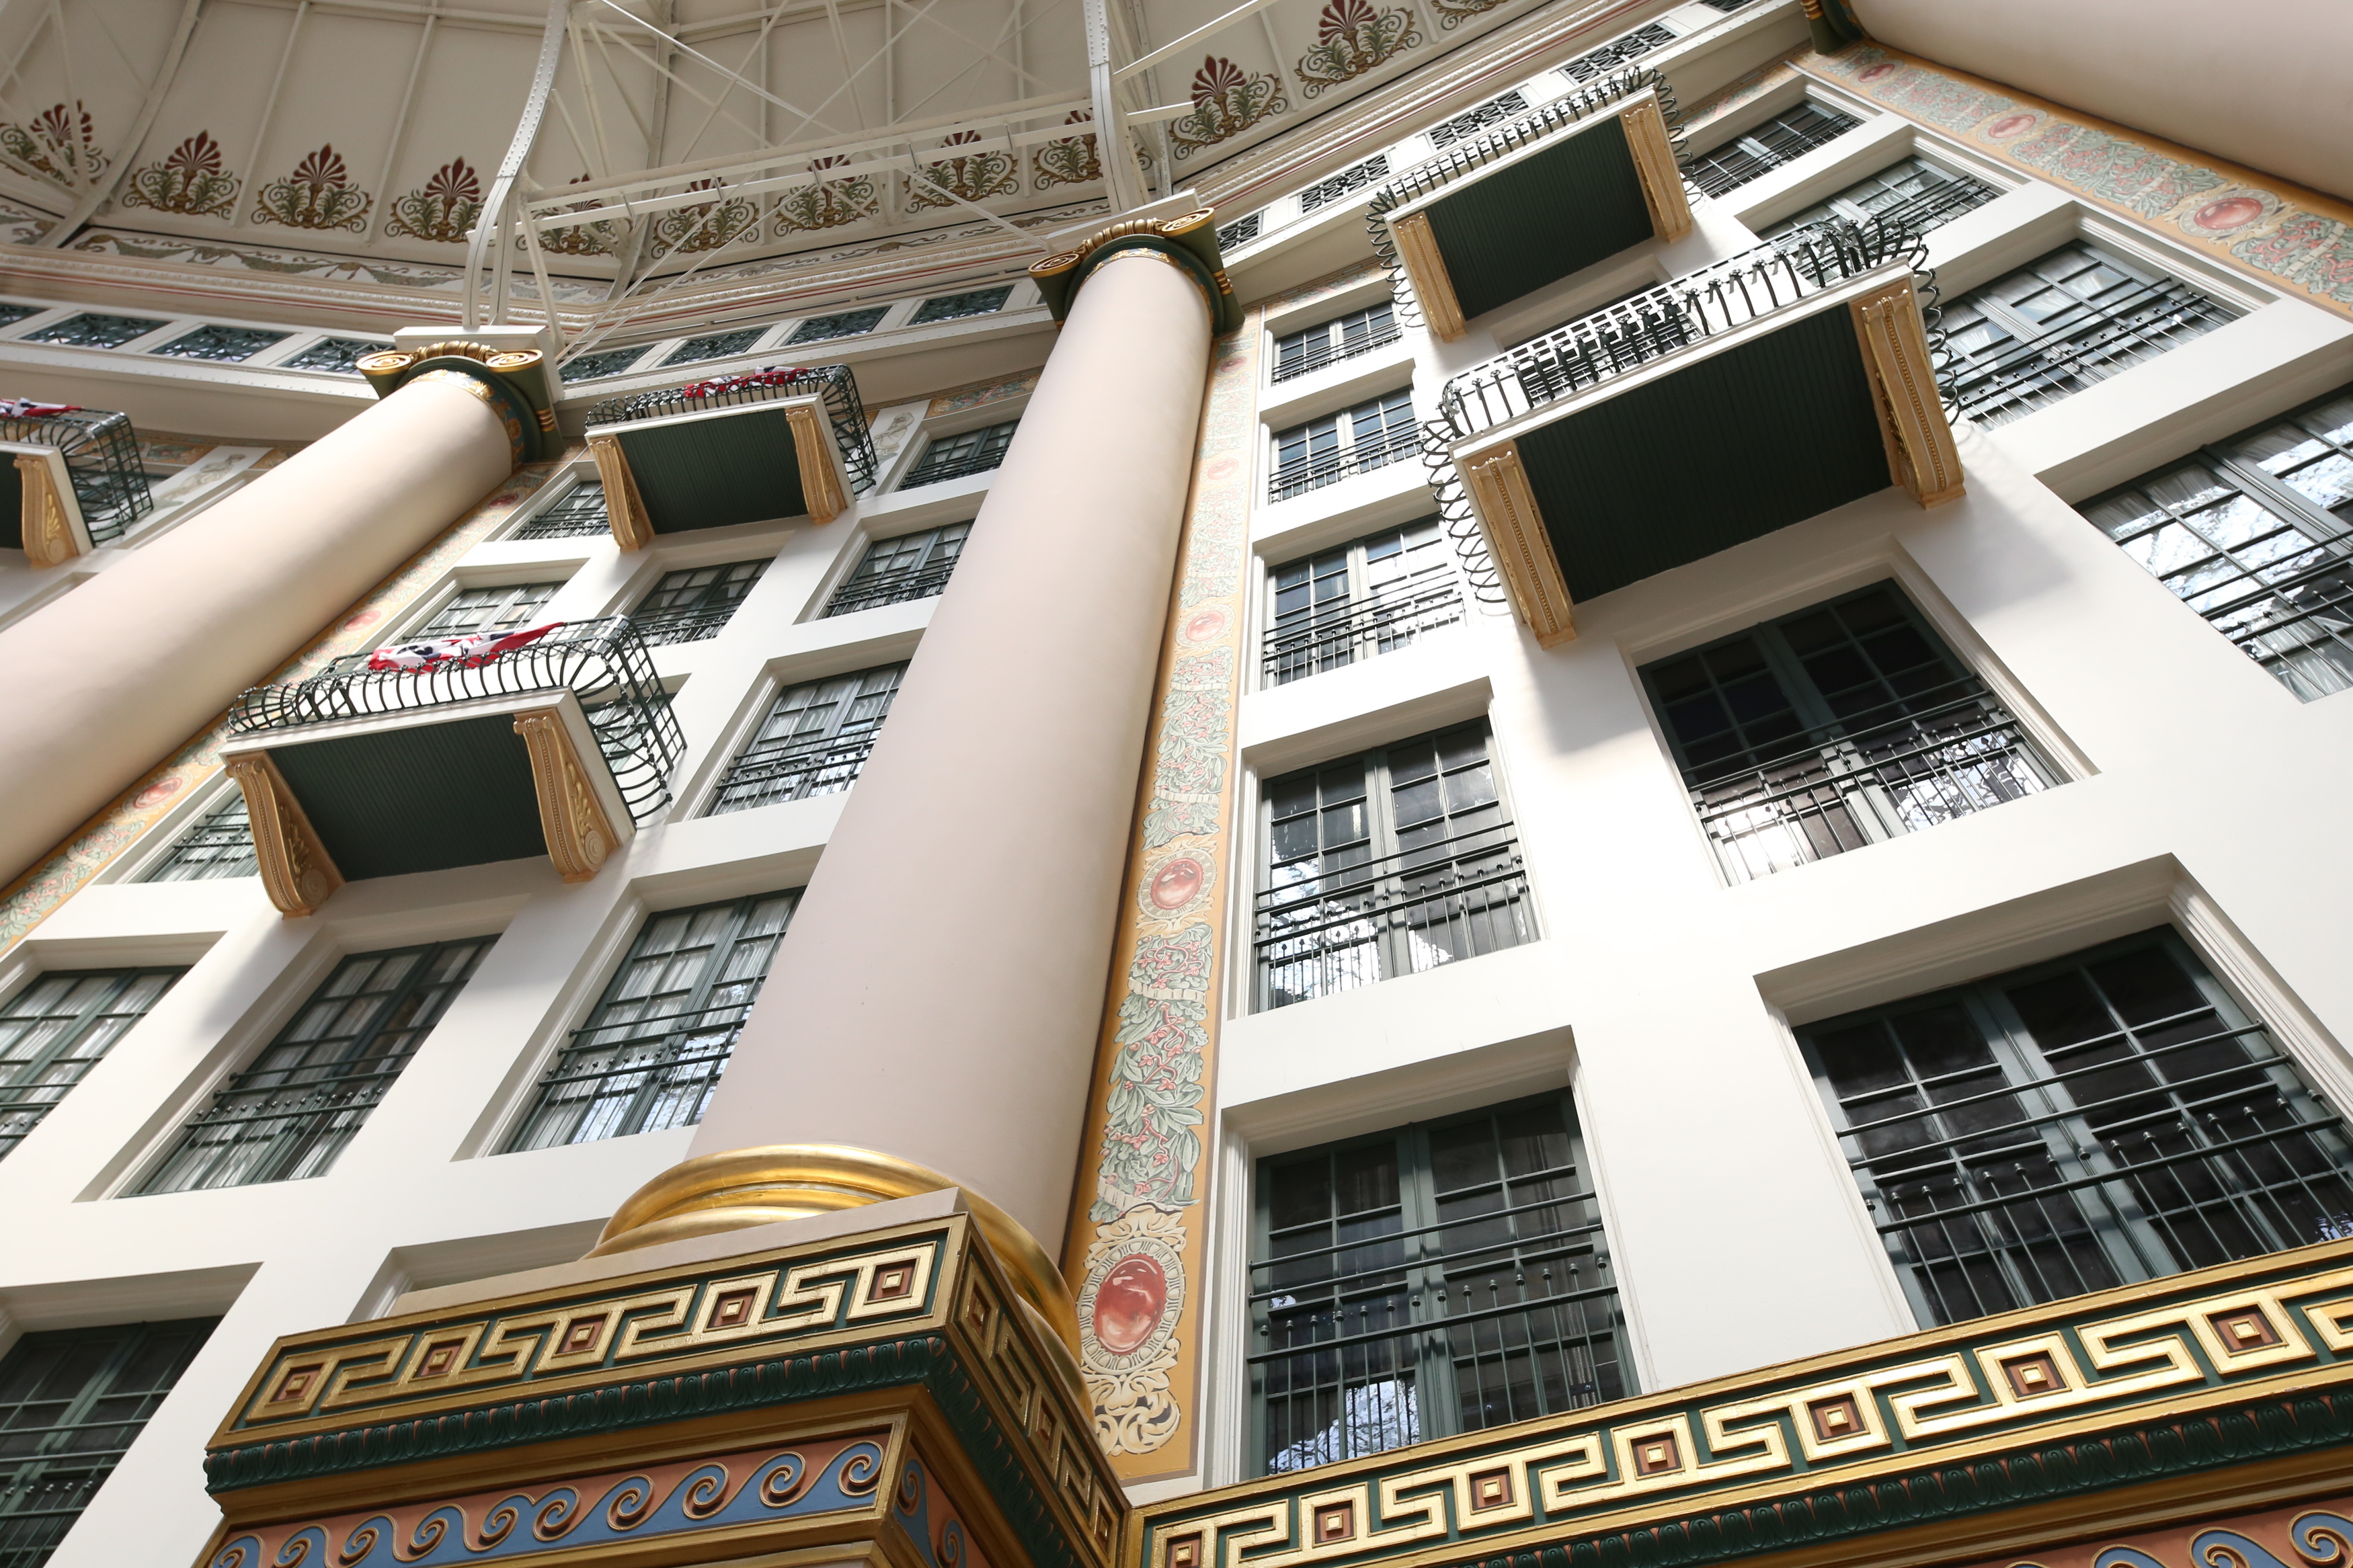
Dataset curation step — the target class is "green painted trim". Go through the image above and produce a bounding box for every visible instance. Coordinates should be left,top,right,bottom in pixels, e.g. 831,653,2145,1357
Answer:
1425,117,1654,321
1035,234,1243,333
384,356,553,462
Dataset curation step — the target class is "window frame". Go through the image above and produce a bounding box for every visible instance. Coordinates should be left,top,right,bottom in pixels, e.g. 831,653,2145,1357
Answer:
628,556,772,646
0,966,187,1161
1267,388,1419,503
505,471,612,540
1685,98,1862,198
1759,151,2001,240
823,520,973,618
1261,515,1464,688
705,661,909,815
1270,300,1402,385
900,419,1019,489
134,786,257,883
410,578,569,640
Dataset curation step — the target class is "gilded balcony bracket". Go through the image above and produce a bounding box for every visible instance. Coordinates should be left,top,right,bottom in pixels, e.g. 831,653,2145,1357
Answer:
1852,278,1965,508
786,403,848,523
585,430,654,550
223,753,344,917
1391,210,1468,341
1464,441,1576,645
1622,95,1693,243
12,450,81,567
512,707,619,883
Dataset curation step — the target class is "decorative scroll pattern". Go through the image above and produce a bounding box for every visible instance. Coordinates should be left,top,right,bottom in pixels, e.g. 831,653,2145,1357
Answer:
1295,0,1421,99
1035,112,1104,190
251,144,372,232
387,156,485,243
1977,1500,2353,1568
118,131,238,216
910,133,1020,210
208,1437,885,1567
895,1454,997,1568
1170,58,1289,160
0,101,105,188
776,157,880,233
651,179,759,254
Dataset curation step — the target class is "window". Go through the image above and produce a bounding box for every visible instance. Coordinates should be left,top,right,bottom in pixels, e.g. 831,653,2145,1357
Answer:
413,581,564,638
1265,518,1462,686
912,286,1012,324
1943,240,2237,427
1425,91,1529,150
506,891,798,1151
1800,930,2353,1329
1270,390,1418,501
1761,154,1999,240
1272,302,1400,384
1250,1094,1626,1475
665,329,763,366
1687,101,1862,198
902,420,1017,488
557,347,647,382
0,1318,218,1565
151,325,288,363
825,522,971,616
1558,21,1672,82
138,792,257,882
1218,213,1263,252
138,939,491,1194
707,663,906,814
512,479,610,540
787,308,888,345
2080,386,2353,700
0,969,185,1161
629,558,768,646
1298,157,1388,214
1257,721,1529,1010
24,313,164,349
1641,583,2056,884
282,337,389,374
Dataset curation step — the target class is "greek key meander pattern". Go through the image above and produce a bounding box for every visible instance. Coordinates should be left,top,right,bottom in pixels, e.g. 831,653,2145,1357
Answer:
1141,1249,2353,1568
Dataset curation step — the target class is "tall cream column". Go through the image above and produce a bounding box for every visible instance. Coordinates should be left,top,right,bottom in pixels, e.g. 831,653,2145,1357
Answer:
593,221,1220,1334
0,373,517,886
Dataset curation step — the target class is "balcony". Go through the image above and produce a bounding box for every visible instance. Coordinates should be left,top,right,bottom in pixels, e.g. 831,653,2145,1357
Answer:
1436,219,1963,645
217,619,684,915
0,404,153,565
1367,68,1691,341
582,365,878,546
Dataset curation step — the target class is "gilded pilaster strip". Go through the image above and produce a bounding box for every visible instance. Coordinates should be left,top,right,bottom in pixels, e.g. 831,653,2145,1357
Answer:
510,707,616,883
1620,97,1692,243
13,452,77,567
785,403,848,524
586,431,653,549
1462,442,1575,646
1849,279,1964,507
1388,210,1466,341
223,752,344,917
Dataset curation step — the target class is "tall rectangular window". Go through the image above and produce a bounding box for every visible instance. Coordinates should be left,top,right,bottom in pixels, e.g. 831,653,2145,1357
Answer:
1,969,185,1161
138,939,491,1194
138,793,256,882
1943,240,2237,427
512,479,610,540
824,522,971,617
901,420,1017,488
2080,386,2353,700
1269,390,1418,501
1272,301,1398,384
1687,101,1861,197
629,558,768,646
1761,153,1998,239
1265,518,1462,686
707,663,906,815
1251,1094,1627,1475
0,1318,218,1565
1800,930,2353,1328
1256,721,1530,1010
1640,583,2057,883
414,581,564,638
506,891,798,1151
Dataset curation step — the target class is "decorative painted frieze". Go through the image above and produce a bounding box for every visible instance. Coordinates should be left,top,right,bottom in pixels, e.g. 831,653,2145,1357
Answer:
117,130,239,217
1426,0,1511,30
651,177,758,254
0,101,105,188
251,145,372,232
775,155,880,234
385,155,484,243
1170,58,1289,160
1295,0,1422,99
910,132,1020,210
538,173,618,255
1035,111,1104,190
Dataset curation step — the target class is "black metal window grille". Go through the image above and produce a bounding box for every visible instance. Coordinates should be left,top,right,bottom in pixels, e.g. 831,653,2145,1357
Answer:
1298,157,1390,214
282,337,389,374
1641,583,2056,884
1558,22,1673,82
1426,91,1530,149
824,522,971,616
1687,101,1862,198
0,304,38,330
630,558,769,645
707,663,906,815
0,407,152,544
2082,388,2353,700
1257,722,1529,1010
0,968,184,1162
24,313,164,349
1218,212,1263,252
414,580,564,638
150,325,289,363
506,891,798,1151
1273,302,1400,384
140,940,488,1194
1763,155,1999,240
902,419,1017,488
0,1318,217,1567
912,286,1012,324
513,479,612,540
557,347,647,382
787,308,888,344
586,364,879,496
665,329,764,366
1944,241,2238,427
1270,390,1419,501
138,794,257,882
1250,1094,1627,1475
1801,930,2353,1329
1266,518,1462,686
1697,0,1755,11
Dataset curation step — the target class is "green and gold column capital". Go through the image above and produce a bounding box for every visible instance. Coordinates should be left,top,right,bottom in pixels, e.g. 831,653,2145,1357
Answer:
1029,209,1244,333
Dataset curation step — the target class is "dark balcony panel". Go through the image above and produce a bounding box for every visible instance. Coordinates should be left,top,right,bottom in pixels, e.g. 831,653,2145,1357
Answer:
586,364,877,536
269,714,553,879
1425,119,1651,319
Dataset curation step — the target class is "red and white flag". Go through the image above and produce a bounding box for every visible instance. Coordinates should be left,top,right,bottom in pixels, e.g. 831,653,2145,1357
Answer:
366,622,563,672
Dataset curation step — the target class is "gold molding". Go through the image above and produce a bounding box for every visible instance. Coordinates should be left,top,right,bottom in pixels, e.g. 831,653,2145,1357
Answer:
1029,208,1217,281
1462,442,1574,646
586,430,653,550
1389,210,1466,342
1849,279,1964,508
224,753,344,917
511,708,618,884
13,452,76,567
786,403,848,524
1620,97,1692,243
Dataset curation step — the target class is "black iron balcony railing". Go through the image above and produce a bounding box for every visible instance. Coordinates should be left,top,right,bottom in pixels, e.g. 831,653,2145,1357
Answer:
507,997,750,1150
1946,274,2235,428
1269,422,1423,502
585,364,878,493
3,405,152,543
627,603,739,647
709,729,880,813
1255,823,1531,1009
1264,579,1465,685
824,556,959,616
1271,320,1402,384
227,618,685,824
